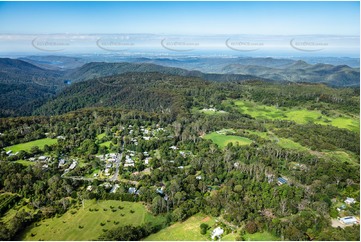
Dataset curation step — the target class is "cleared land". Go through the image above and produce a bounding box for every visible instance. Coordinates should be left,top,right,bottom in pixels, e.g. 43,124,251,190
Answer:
99,141,112,148
243,231,280,241
197,108,228,115
21,200,165,241
247,130,308,151
226,100,359,132
4,138,57,152
14,160,35,166
144,213,215,241
96,133,106,140
203,132,253,148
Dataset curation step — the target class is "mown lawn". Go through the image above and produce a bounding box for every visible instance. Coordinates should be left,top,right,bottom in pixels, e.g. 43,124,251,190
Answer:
99,141,112,148
14,160,35,166
203,132,253,148
243,231,280,241
96,133,106,140
4,138,57,152
144,213,215,241
247,130,308,151
197,108,228,116
20,200,165,241
227,100,359,132
277,138,309,151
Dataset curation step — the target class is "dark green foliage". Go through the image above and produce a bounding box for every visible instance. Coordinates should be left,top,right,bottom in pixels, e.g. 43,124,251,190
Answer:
245,221,258,234
275,124,359,154
200,223,209,235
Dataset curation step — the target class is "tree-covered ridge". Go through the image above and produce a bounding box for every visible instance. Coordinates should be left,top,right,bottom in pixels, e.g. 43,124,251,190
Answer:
33,72,360,122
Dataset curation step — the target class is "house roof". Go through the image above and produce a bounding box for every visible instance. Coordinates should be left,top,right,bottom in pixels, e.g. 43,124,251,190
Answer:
278,177,287,184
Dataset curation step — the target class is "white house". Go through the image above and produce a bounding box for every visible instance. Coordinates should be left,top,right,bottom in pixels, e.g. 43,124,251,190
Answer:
339,216,358,225
104,168,110,176
345,197,356,205
128,187,137,194
144,157,151,165
69,160,77,170
58,159,66,167
110,184,120,193
38,156,48,162
211,227,224,240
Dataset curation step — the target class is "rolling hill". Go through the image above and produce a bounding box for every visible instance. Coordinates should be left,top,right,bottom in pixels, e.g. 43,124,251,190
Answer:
222,61,360,87
0,58,66,117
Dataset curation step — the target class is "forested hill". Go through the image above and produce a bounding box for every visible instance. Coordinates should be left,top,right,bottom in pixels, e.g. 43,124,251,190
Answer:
34,71,360,119
0,58,65,117
34,72,210,117
65,61,270,83
0,59,268,117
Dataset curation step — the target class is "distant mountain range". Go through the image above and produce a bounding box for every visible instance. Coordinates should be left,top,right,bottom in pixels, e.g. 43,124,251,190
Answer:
221,60,360,87
64,62,270,83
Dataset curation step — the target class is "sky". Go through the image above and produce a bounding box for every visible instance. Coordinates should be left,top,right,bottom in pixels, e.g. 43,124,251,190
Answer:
0,1,359,35
0,1,359,57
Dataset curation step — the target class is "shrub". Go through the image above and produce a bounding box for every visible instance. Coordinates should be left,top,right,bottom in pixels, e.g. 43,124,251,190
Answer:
130,210,135,213
200,223,209,235
245,221,258,234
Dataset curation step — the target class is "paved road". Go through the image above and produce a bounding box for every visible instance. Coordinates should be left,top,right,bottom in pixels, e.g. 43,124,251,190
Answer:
110,152,123,182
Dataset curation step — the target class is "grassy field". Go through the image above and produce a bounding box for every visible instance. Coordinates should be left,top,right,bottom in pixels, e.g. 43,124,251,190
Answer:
144,213,215,241
243,231,280,241
227,100,359,132
221,232,238,241
96,133,106,140
247,130,308,151
322,150,359,165
4,138,57,153
1,201,33,224
277,138,309,151
21,200,165,241
196,108,228,115
203,132,253,148
99,141,112,148
14,160,35,166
